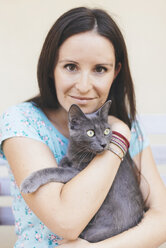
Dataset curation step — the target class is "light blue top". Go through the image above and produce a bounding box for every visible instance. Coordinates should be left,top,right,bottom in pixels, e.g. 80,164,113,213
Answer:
0,102,149,247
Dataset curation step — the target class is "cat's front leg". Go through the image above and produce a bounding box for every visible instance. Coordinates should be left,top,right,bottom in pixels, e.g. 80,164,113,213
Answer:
20,167,80,194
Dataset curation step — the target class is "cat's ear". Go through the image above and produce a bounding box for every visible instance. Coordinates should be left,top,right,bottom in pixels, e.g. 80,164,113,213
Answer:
97,100,112,122
68,104,86,128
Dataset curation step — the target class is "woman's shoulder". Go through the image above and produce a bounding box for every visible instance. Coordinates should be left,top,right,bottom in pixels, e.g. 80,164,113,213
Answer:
0,102,46,154
0,102,45,130
0,101,40,118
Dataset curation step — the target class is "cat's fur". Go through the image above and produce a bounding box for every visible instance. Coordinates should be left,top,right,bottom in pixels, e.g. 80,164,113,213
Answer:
20,100,144,242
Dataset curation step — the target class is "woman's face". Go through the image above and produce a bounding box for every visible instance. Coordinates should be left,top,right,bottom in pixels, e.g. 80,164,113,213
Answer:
54,31,120,114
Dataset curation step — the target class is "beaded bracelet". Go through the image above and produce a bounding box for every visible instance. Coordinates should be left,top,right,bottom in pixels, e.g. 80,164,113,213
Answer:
111,135,128,152
111,137,128,154
111,139,127,155
111,136,128,152
112,131,130,148
108,146,124,161
109,131,130,161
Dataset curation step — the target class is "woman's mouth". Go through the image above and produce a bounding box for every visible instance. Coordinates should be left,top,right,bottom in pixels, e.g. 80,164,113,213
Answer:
69,96,95,104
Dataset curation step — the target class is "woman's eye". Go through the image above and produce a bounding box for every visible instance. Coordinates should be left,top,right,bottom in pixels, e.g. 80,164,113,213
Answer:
87,130,95,137
65,64,77,72
95,66,107,74
104,128,110,135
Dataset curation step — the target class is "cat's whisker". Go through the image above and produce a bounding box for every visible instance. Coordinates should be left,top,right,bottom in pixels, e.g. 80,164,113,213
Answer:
20,100,144,242
70,149,84,160
77,149,88,162
79,150,93,164
75,148,87,162
71,146,88,160
79,152,89,165
90,152,95,160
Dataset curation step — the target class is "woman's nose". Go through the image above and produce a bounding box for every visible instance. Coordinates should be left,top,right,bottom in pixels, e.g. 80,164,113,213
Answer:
75,72,92,93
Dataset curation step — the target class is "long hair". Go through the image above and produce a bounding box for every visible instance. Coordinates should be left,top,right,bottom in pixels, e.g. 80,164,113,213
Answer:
29,7,147,193
29,7,136,129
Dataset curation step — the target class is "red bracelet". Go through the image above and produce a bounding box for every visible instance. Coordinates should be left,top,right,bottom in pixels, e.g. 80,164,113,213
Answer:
111,135,128,152
111,137,128,153
112,131,130,148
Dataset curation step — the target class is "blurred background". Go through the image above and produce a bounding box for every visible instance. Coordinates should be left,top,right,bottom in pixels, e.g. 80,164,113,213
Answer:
0,0,166,115
0,1,166,247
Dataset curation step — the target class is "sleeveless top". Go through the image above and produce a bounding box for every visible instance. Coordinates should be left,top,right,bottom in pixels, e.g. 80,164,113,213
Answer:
0,102,149,247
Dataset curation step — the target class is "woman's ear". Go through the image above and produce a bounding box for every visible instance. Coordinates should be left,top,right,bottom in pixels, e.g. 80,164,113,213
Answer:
113,62,121,80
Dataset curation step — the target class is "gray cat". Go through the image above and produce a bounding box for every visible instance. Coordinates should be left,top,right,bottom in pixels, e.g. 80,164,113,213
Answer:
20,100,144,242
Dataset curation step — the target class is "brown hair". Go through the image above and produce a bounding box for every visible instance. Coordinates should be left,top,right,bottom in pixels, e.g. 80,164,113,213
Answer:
29,7,147,198
29,7,136,129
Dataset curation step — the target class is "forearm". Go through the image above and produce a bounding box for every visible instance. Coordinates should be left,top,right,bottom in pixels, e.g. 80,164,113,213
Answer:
57,150,121,239
3,123,129,240
96,208,166,248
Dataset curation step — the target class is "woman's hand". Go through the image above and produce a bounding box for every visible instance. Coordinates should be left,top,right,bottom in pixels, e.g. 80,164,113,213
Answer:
108,115,131,142
58,238,95,248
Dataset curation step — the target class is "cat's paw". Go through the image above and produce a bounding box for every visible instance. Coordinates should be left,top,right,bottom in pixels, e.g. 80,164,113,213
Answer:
20,178,39,194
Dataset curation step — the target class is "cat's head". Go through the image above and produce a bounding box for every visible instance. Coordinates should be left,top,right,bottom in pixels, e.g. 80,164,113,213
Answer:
68,100,112,154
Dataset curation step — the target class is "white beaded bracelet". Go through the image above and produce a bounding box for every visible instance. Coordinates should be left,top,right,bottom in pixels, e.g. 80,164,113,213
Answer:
108,146,124,161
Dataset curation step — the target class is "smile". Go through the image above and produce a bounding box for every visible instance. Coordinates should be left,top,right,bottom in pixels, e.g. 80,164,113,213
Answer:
69,96,96,104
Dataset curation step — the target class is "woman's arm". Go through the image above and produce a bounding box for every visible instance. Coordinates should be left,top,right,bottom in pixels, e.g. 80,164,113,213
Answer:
93,146,166,248
59,146,166,248
3,122,127,241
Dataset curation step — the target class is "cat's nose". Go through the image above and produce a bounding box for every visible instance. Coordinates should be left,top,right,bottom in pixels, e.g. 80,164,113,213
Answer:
100,143,107,148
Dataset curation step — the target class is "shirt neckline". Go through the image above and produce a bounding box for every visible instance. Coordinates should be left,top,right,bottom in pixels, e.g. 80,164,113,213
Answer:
31,102,69,143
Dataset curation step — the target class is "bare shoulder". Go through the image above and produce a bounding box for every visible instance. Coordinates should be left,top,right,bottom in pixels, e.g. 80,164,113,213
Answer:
108,115,131,141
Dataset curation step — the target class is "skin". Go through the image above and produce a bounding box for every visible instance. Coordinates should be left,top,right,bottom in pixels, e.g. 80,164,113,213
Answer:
54,31,120,114
47,31,121,138
3,31,166,247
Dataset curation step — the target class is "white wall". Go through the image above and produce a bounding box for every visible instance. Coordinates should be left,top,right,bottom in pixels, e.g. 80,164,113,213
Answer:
0,0,166,114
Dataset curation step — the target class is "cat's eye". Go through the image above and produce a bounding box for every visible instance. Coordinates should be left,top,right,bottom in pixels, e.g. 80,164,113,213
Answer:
87,130,95,137
104,128,110,135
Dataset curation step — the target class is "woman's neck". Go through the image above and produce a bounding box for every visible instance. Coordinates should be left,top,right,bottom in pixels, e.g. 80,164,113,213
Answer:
44,107,69,138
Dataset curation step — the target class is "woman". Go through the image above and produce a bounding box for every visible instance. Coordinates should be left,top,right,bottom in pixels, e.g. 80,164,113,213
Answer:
0,7,166,248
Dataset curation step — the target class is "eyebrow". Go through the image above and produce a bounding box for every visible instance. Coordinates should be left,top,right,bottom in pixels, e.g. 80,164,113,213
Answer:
97,63,113,67
59,60,79,64
59,60,113,67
